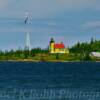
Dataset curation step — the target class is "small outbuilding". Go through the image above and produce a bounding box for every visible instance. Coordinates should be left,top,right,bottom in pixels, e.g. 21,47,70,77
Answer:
90,52,100,58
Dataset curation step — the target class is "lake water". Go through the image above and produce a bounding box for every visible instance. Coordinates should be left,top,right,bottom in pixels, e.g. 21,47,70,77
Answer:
0,61,100,100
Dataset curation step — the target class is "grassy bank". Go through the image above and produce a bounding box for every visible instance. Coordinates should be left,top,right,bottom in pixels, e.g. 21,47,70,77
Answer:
0,53,98,62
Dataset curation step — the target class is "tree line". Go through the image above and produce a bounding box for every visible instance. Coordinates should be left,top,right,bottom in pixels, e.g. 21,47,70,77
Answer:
0,47,49,60
70,38,100,61
0,38,99,61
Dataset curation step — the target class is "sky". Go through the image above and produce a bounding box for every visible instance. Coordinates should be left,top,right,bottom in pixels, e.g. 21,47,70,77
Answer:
0,0,100,50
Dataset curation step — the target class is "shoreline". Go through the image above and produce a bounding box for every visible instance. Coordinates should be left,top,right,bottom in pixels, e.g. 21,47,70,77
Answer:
0,59,98,63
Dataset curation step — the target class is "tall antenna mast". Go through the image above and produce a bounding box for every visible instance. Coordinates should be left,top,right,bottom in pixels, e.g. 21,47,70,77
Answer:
25,12,31,50
26,32,31,50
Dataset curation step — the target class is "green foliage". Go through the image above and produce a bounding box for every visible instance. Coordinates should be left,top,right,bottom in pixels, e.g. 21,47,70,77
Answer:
56,53,59,60
70,39,100,61
0,38,99,61
0,47,49,60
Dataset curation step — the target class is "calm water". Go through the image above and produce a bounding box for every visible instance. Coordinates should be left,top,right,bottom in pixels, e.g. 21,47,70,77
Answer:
0,61,100,100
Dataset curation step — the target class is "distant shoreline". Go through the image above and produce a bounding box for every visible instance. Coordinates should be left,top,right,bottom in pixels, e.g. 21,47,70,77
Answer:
0,59,98,63
0,59,68,63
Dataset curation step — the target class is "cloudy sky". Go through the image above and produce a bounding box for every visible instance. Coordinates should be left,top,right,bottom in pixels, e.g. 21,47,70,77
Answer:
0,0,100,50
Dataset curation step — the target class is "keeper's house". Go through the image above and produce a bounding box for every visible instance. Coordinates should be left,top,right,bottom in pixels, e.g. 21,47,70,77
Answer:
49,38,69,54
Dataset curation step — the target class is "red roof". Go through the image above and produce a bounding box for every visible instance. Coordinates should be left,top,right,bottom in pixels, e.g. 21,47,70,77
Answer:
54,43,65,49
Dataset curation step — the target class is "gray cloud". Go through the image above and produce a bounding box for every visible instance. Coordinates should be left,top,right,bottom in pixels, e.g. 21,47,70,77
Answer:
0,0,12,10
58,0,98,8
0,0,100,18
83,21,100,29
